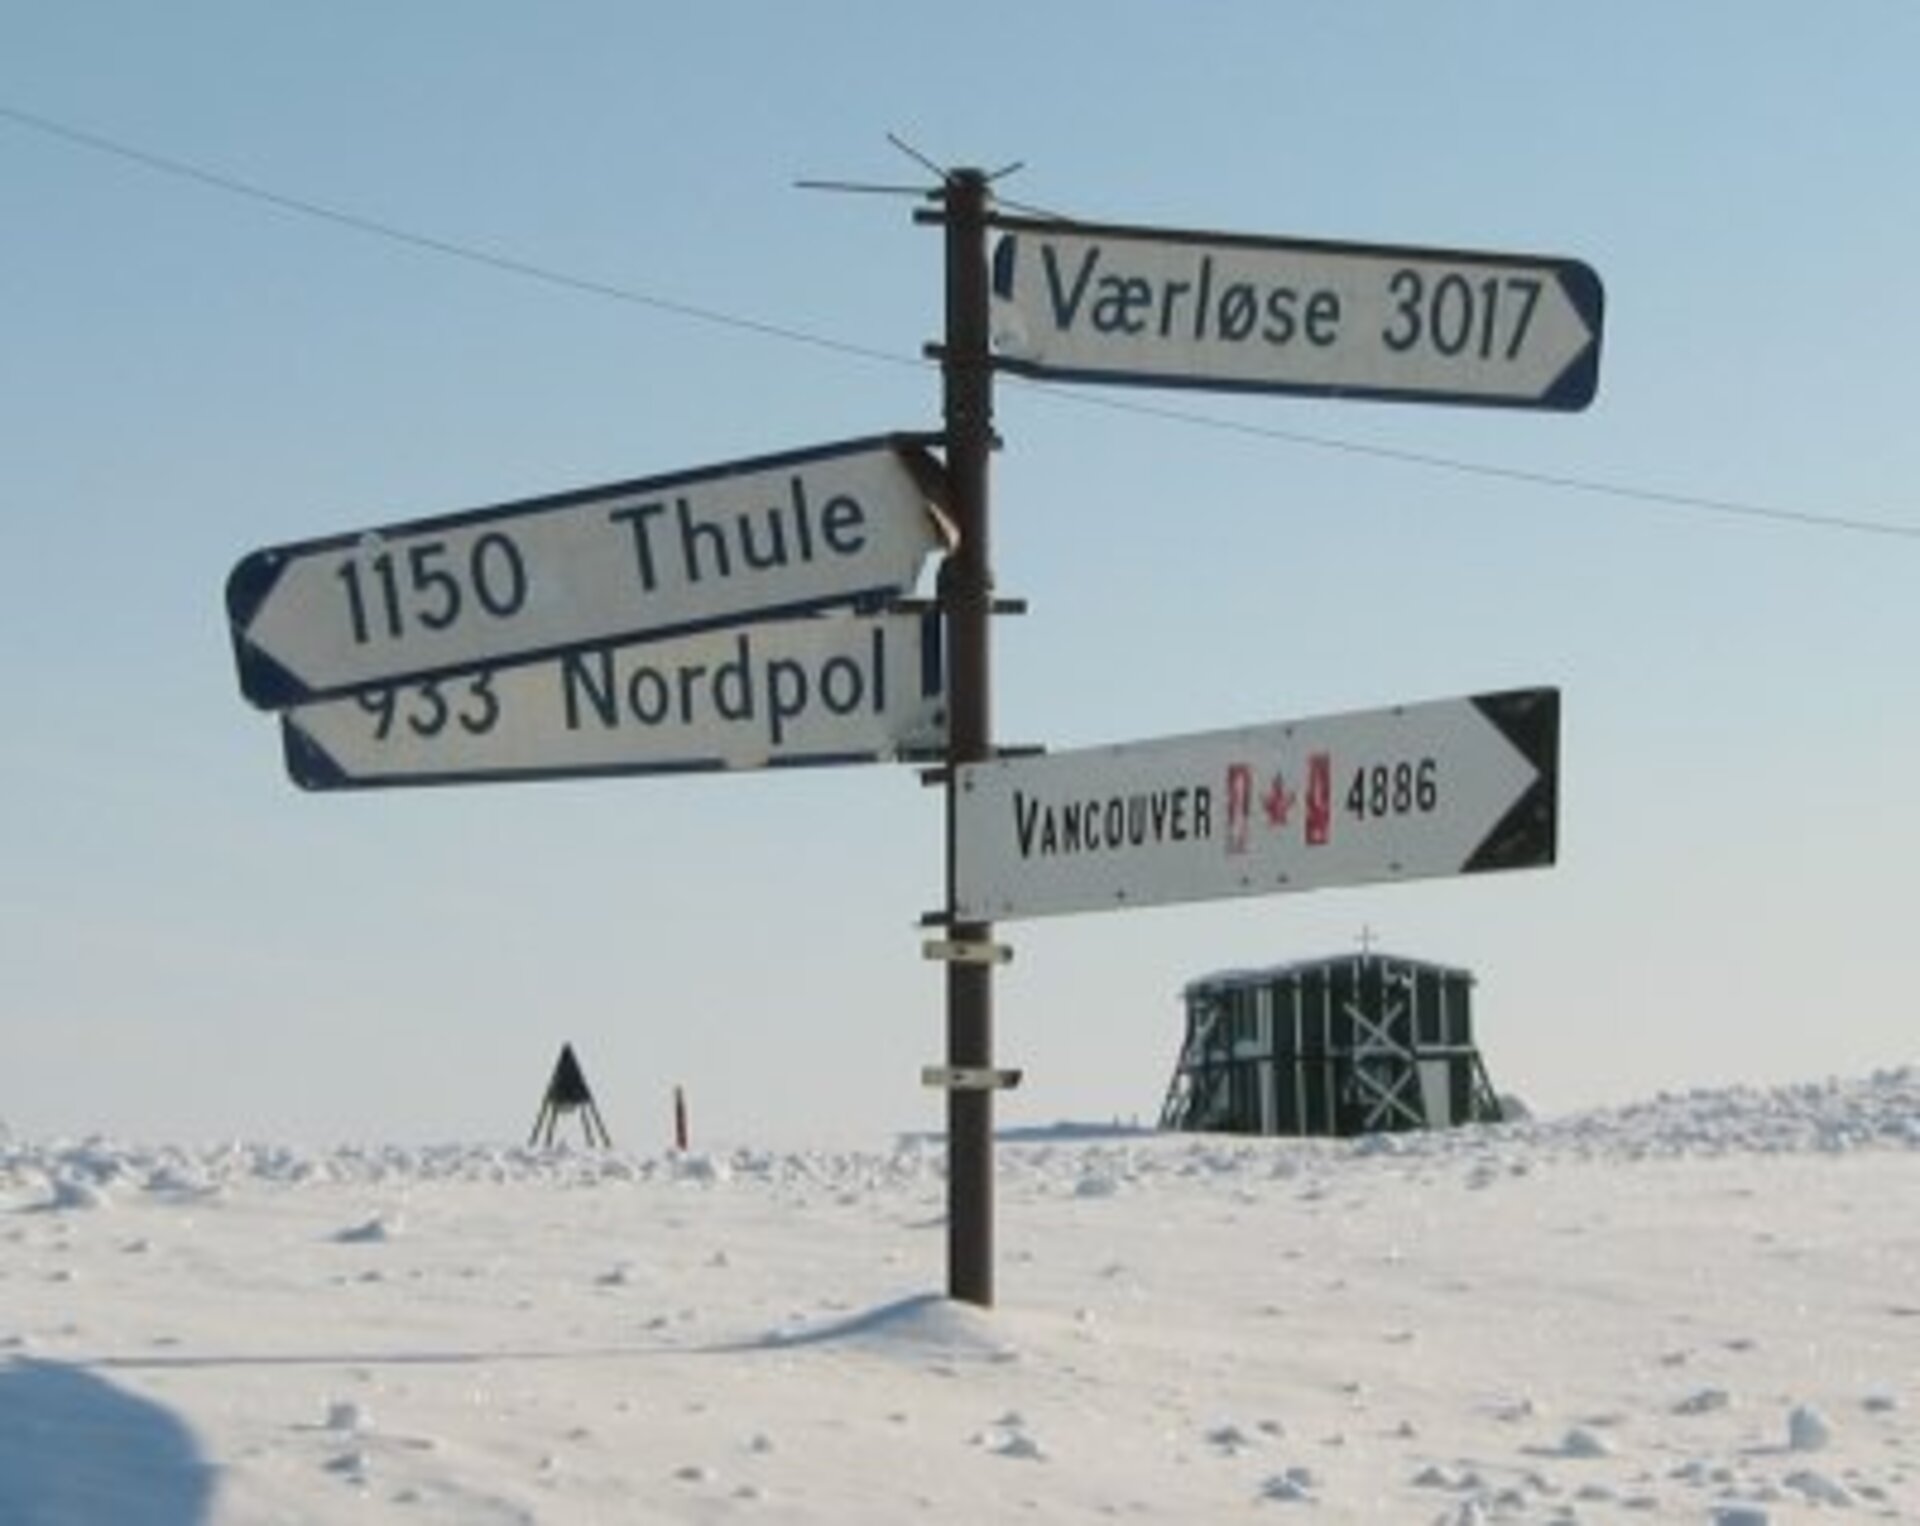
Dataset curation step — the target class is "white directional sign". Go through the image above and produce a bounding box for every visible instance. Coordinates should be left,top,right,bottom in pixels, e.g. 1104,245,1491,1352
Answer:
227,435,950,710
280,611,946,789
954,689,1557,922
990,217,1602,410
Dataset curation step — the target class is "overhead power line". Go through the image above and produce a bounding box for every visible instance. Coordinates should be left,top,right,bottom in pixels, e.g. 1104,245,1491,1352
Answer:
1011,385,1920,541
0,102,916,374
4,101,1915,543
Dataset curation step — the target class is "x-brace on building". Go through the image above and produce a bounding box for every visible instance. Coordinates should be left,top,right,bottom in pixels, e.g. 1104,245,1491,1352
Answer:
1160,951,1503,1138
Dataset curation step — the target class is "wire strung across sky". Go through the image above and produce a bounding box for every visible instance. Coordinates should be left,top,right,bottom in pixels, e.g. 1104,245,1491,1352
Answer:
5,101,1916,544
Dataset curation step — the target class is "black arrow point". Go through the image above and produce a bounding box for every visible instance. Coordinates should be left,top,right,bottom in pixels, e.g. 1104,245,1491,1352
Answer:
226,552,313,710
281,720,350,792
1465,687,1560,872
1544,261,1605,412
224,549,283,630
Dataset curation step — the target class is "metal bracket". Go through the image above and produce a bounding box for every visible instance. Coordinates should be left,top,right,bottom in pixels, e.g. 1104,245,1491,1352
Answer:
919,742,1045,787
922,1065,1023,1091
891,596,1029,617
922,938,1013,966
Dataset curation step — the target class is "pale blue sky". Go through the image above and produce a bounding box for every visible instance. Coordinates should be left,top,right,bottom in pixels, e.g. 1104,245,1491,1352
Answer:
4,4,1915,1145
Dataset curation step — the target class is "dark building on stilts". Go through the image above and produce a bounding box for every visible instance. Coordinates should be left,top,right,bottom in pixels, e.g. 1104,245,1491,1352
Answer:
1160,951,1503,1138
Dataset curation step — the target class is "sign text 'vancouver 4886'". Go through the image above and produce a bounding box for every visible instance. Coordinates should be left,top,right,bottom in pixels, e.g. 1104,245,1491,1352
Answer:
226,435,951,710
953,689,1558,922
989,216,1602,410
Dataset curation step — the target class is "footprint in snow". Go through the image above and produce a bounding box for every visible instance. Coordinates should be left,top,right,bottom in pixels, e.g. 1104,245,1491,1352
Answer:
1552,1425,1614,1458
1411,1463,1468,1490
972,1412,1047,1461
970,1426,1045,1461
1786,1404,1833,1451
1257,1466,1315,1502
1783,1469,1854,1506
323,1450,371,1482
332,1215,401,1244
1205,1423,1259,1454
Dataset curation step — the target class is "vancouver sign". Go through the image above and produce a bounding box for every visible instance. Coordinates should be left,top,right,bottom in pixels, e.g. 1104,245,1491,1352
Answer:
953,688,1558,922
990,216,1602,410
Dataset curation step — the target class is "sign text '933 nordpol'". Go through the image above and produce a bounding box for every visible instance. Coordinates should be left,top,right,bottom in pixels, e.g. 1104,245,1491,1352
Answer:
280,610,946,789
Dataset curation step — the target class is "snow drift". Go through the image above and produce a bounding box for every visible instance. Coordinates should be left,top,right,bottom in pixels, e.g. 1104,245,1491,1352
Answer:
2,1069,1915,1523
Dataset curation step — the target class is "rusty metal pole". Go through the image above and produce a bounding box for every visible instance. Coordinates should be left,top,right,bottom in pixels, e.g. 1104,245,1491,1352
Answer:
939,169,996,1307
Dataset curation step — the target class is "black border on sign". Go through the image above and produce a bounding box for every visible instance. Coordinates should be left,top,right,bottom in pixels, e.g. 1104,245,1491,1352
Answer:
280,720,901,791
1464,687,1560,872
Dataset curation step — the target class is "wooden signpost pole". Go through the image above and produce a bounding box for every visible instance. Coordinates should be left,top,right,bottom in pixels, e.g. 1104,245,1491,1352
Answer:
936,168,997,1307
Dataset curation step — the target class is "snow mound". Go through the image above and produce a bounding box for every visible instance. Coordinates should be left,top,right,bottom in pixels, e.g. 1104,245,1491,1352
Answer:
0,1066,1913,1524
1530,1067,1920,1159
765,1294,1018,1364
4,1069,1911,1196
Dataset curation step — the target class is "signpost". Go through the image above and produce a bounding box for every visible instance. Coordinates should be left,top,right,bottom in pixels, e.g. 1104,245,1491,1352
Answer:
929,171,999,1307
224,169,1603,1312
280,610,946,790
226,435,950,710
953,689,1557,922
990,216,1602,410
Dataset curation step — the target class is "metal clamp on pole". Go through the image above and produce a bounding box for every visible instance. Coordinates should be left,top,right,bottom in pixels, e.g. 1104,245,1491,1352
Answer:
922,1066,1023,1091
922,937,1013,965
892,596,1030,617
921,743,1047,786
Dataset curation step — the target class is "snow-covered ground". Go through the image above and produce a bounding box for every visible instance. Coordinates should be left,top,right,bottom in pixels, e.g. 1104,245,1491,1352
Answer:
3,1070,1916,1524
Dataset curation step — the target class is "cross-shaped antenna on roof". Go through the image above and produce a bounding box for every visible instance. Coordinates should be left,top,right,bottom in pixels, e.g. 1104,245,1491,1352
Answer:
1357,925,1380,955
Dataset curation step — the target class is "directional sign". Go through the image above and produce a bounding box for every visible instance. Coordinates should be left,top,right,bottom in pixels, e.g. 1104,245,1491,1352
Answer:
953,688,1557,922
989,216,1602,409
226,435,951,710
280,610,946,790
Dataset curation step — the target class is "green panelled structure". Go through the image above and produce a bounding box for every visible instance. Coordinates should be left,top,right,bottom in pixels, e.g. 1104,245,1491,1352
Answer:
1159,953,1503,1138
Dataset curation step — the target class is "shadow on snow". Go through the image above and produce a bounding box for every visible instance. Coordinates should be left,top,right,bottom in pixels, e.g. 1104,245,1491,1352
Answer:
0,1358,215,1526
86,1292,1012,1374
